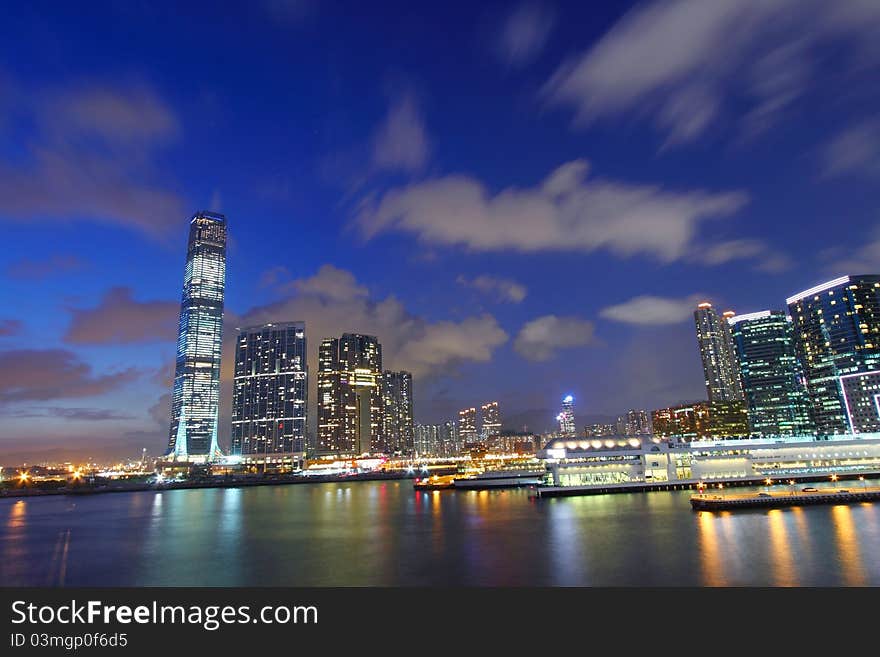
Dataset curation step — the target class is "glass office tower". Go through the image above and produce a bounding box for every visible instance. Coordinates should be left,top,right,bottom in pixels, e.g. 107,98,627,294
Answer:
787,275,880,435
728,310,813,437
167,211,227,462
231,322,307,457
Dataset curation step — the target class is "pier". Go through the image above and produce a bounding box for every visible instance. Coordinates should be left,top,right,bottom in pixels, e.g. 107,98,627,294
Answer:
689,485,880,510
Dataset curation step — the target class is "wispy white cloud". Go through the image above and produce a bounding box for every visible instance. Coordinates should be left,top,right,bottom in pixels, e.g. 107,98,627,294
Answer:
457,274,527,303
821,119,880,179
542,0,880,146
357,158,749,263
513,315,595,361
600,294,705,326
495,3,556,67
372,93,431,173
0,79,185,237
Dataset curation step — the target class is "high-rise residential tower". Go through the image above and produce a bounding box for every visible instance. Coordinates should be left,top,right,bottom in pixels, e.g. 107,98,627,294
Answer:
414,424,440,456
382,370,414,454
231,322,307,457
458,408,477,443
557,395,576,437
623,409,653,436
316,333,383,455
728,311,812,437
694,303,744,402
787,275,880,434
480,401,502,439
439,420,459,456
167,211,227,462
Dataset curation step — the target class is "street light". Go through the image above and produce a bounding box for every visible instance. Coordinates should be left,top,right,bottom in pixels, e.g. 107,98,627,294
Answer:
789,479,795,495
859,475,866,491
831,474,838,482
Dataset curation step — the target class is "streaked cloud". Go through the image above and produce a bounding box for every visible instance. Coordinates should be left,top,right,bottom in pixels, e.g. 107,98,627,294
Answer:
372,93,431,173
64,287,178,345
0,349,140,402
0,79,186,238
357,158,749,263
600,294,704,326
542,0,880,146
495,3,556,67
6,254,86,280
513,315,595,361
235,264,508,380
822,119,880,179
457,274,527,303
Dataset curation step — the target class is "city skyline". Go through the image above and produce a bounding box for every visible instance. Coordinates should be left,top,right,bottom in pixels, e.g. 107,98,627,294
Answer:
3,1,880,462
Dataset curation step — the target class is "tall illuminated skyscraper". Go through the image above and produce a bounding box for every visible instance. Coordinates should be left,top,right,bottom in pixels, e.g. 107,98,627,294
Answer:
458,407,477,443
694,303,744,402
787,275,880,434
557,395,576,437
728,311,812,437
317,333,383,455
382,370,414,454
480,401,502,439
167,211,227,462
231,322,307,457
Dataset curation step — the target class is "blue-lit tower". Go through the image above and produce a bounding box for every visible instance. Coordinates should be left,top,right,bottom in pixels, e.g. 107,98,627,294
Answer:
167,211,227,462
557,395,576,437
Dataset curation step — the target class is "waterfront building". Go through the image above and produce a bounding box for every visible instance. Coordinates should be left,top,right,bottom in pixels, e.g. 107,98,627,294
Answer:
382,370,414,454
839,371,880,433
584,423,616,437
167,211,227,462
651,401,748,441
231,322,307,459
623,409,652,436
557,395,576,437
694,303,744,402
480,401,502,440
539,434,880,488
414,423,440,456
458,407,478,443
439,420,459,456
317,333,383,455
787,275,880,435
728,310,813,437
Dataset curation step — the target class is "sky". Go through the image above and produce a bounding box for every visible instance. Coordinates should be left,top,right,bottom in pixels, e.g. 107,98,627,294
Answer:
2,0,880,462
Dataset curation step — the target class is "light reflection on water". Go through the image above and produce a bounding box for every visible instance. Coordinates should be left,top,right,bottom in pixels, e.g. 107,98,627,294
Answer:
1,481,879,586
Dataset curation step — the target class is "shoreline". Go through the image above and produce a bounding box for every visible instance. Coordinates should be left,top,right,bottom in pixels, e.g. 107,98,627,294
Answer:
0,470,438,500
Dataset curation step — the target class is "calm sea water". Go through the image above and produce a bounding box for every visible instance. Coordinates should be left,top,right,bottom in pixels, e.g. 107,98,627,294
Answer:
2,480,879,586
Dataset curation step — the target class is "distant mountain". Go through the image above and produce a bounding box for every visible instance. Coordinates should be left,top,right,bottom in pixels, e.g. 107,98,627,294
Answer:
503,409,617,434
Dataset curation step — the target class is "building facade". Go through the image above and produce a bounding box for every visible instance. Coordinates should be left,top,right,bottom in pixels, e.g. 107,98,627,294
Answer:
584,423,616,437
787,275,880,435
382,370,414,454
622,409,652,436
317,333,383,455
414,423,440,456
840,371,880,433
458,408,478,444
728,310,813,437
694,303,744,403
231,322,307,457
557,395,576,437
652,401,748,441
480,401,502,440
167,211,227,462
439,420,459,456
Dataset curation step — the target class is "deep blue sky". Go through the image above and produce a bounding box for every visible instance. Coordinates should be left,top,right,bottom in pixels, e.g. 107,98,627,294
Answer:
2,0,879,461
